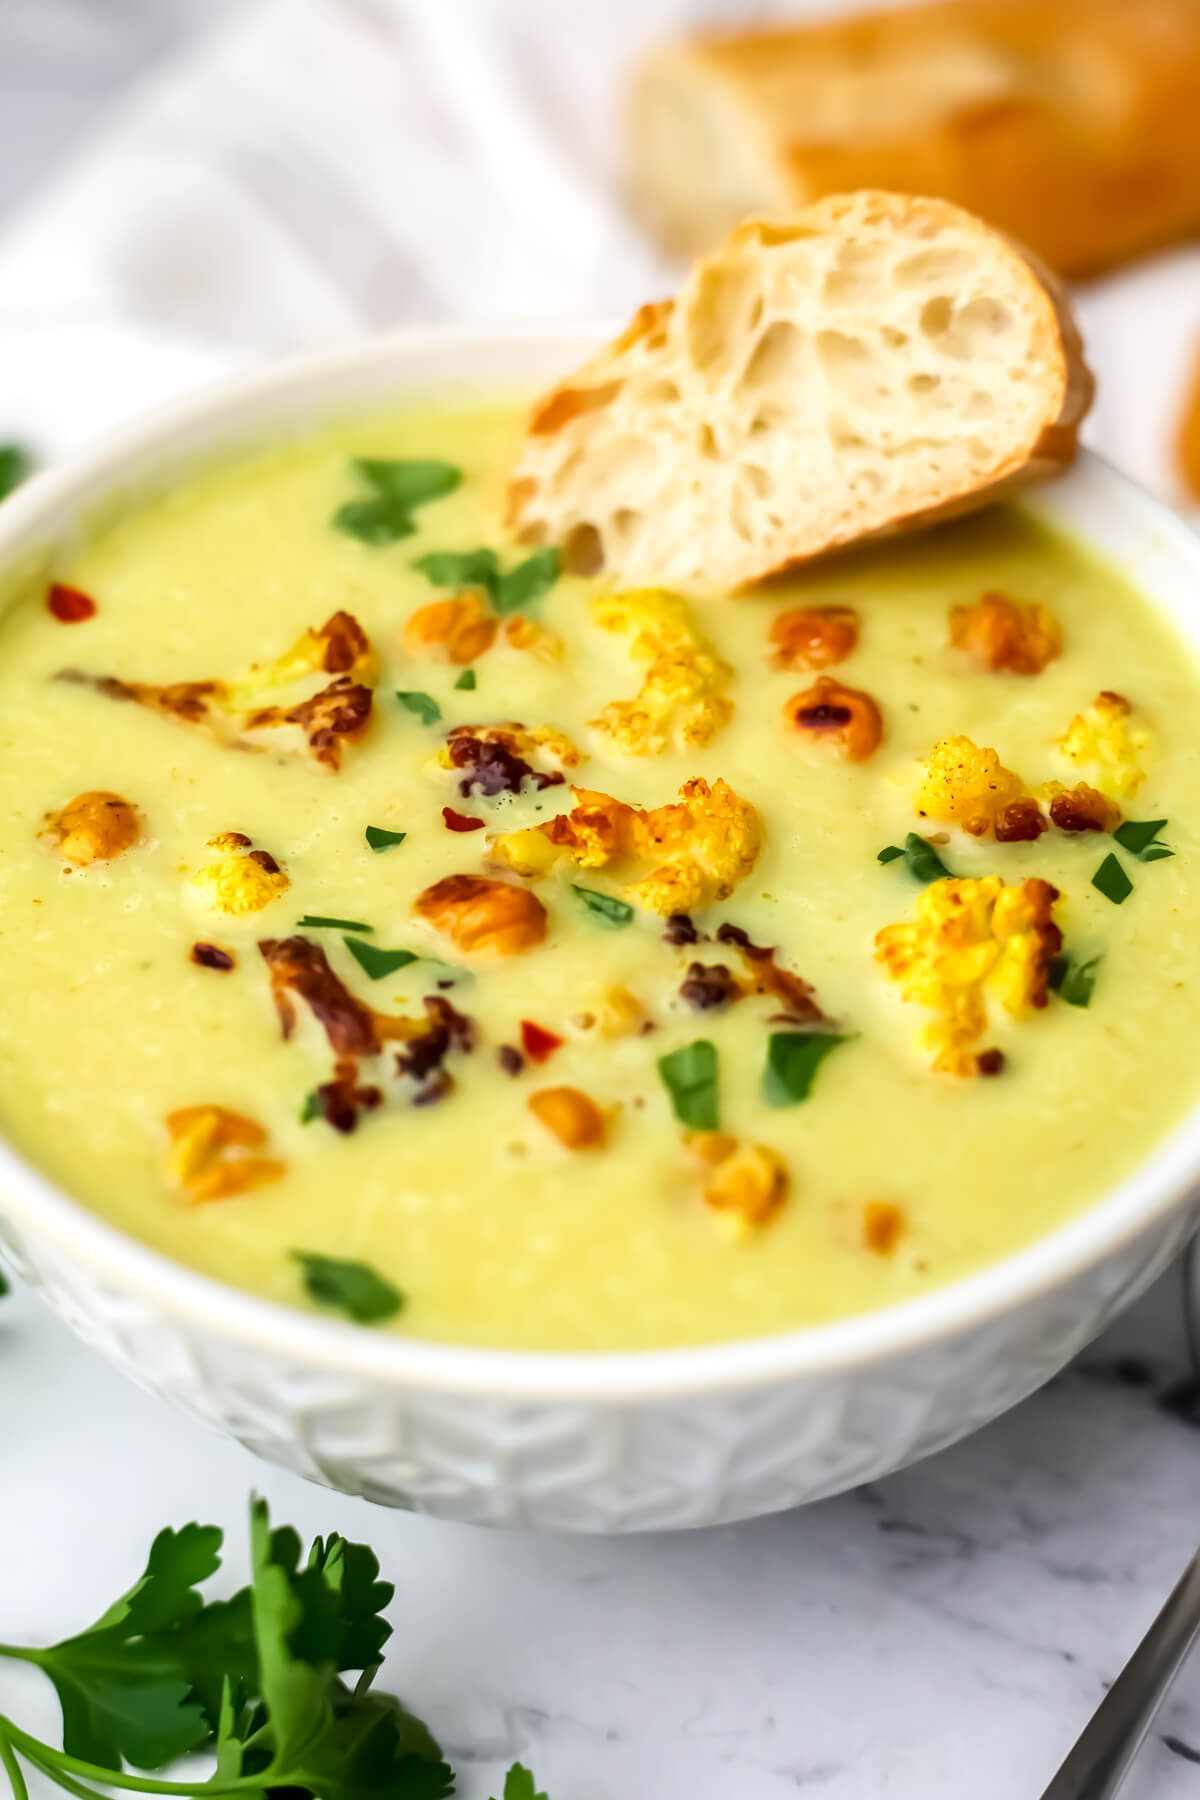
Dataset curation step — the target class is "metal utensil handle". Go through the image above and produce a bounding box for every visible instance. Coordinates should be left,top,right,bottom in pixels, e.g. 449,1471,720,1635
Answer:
1040,1546,1200,1799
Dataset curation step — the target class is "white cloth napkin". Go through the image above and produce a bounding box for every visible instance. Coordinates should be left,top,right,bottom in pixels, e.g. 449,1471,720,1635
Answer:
0,0,1195,502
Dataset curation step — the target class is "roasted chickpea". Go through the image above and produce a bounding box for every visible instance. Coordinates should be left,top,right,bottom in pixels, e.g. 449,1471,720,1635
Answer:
403,592,496,664
414,872,547,956
769,605,858,671
528,1085,607,1148
1047,781,1122,833
783,676,882,761
43,790,140,865
704,1144,788,1228
948,591,1061,676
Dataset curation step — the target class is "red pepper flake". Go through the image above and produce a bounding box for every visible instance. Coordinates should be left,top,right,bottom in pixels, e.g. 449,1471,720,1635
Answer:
191,941,235,971
47,583,96,623
520,1018,563,1062
442,806,485,832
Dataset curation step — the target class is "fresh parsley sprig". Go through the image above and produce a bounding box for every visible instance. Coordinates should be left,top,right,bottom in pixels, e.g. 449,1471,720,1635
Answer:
0,1499,545,1800
412,546,560,615
877,833,952,883
332,459,460,546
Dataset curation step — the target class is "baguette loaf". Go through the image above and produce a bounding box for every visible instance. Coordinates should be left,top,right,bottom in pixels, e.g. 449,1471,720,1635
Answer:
630,0,1200,279
505,191,1092,594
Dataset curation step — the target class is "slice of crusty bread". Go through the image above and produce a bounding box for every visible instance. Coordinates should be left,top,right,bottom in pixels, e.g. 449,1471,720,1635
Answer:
505,191,1093,594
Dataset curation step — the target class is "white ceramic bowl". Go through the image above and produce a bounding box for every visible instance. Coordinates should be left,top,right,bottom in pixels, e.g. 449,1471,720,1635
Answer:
2,324,1200,1534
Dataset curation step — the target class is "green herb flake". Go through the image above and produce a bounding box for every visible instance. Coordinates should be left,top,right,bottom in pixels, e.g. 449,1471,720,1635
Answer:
1092,852,1133,905
495,1767,549,1800
331,494,416,544
351,457,460,507
0,1266,8,1298
1052,953,1103,1009
0,444,32,503
297,913,373,933
396,689,442,726
413,547,500,593
763,1031,849,1106
453,668,477,690
877,845,906,865
299,1089,323,1124
902,832,952,883
292,1251,404,1324
657,1039,719,1129
571,884,634,928
494,546,561,614
1114,817,1173,861
343,936,419,981
365,825,407,852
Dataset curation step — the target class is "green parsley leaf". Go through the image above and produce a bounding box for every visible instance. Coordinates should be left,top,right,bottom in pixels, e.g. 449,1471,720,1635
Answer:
412,548,500,594
883,832,952,883
876,845,906,865
763,1032,849,1106
298,914,374,934
0,444,32,503
365,825,407,852
351,458,460,509
495,1765,549,1800
343,937,419,981
453,668,477,691
1051,953,1103,1008
300,1089,323,1124
658,1040,719,1129
396,690,442,726
1114,817,1173,861
571,885,634,928
333,496,416,545
0,1265,8,1298
293,1253,404,1325
494,547,561,615
1092,852,1133,905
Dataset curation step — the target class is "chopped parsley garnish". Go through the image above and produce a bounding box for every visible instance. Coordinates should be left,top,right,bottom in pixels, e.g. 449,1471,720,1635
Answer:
365,824,407,852
454,668,477,690
343,936,419,981
763,1031,849,1106
292,1250,404,1324
878,832,952,882
413,544,561,614
1114,817,1173,861
297,913,373,933
332,457,460,544
396,689,442,725
657,1039,719,1129
1049,952,1102,1008
299,1089,322,1124
0,1266,8,1298
571,884,634,928
0,443,32,503
0,1499,544,1800
1092,852,1133,905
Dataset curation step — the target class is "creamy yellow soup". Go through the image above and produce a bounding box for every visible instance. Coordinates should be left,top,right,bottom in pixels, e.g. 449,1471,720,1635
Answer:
0,401,1198,1351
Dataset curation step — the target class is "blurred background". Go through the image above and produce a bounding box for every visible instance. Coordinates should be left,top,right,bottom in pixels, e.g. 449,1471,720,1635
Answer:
0,0,1196,505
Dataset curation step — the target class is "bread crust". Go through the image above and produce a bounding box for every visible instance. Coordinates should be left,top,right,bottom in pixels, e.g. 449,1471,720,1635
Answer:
631,0,1200,279
506,191,1094,593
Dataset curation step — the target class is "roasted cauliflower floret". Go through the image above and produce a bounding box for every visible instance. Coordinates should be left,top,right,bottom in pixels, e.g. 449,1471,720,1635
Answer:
403,591,497,665
783,676,882,761
489,777,761,916
414,872,548,956
236,609,378,692
1055,691,1147,798
915,736,1026,837
193,833,289,915
686,1131,789,1235
949,592,1061,675
435,720,580,799
590,589,732,755
42,791,140,866
166,1105,284,1204
875,875,1062,1076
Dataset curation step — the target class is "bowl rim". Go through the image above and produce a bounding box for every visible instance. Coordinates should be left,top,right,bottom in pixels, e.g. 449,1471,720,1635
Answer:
3,317,1200,1403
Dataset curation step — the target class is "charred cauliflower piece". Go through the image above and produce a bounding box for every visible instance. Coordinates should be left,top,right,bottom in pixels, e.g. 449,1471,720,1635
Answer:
875,875,1062,1077
1055,691,1147,798
948,592,1061,675
404,591,497,665
234,609,378,693
42,791,140,866
414,873,548,957
590,589,733,754
194,833,289,915
489,776,761,916
915,736,1028,838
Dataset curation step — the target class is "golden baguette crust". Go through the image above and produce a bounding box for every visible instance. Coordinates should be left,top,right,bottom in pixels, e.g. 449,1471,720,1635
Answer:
506,192,1093,594
631,0,1200,278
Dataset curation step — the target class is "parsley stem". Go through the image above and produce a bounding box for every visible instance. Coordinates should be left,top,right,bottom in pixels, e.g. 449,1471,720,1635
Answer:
0,1648,40,1666
0,1723,30,1800
0,1726,255,1799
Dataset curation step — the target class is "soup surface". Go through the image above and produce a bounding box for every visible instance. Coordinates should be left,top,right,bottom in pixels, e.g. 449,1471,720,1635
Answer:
0,401,1197,1351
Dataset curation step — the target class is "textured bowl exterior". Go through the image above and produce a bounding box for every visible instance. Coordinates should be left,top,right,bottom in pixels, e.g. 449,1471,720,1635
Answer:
2,324,1200,1533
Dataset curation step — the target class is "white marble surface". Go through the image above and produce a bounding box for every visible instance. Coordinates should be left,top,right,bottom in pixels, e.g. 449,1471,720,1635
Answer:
1,3,1200,1795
